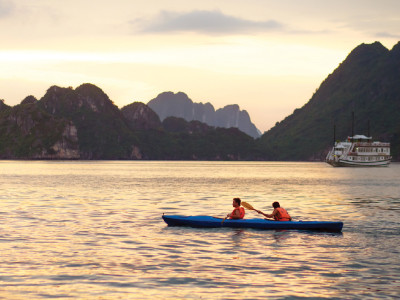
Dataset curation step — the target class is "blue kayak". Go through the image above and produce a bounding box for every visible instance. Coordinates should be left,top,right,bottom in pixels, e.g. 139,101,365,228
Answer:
162,215,343,232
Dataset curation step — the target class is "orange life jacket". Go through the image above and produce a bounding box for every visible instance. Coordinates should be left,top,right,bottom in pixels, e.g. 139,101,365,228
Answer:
231,207,245,219
274,207,291,221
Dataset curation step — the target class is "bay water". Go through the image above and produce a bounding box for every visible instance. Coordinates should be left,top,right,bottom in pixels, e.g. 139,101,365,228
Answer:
0,161,399,299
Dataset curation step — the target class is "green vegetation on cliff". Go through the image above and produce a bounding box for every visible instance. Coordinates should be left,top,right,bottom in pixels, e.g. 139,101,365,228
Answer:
0,101,69,158
39,84,138,159
136,117,257,160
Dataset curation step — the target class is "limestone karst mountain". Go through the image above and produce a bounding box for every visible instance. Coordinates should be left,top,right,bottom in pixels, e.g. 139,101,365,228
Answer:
147,92,261,138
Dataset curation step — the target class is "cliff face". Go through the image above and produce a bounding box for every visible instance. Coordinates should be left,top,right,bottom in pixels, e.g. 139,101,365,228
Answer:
33,122,80,159
0,102,79,159
147,92,260,138
38,84,139,159
215,105,259,138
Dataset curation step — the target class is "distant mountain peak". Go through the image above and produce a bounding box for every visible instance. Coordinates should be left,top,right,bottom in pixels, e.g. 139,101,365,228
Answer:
20,95,38,105
0,99,10,111
148,92,261,138
390,41,400,57
121,102,161,130
345,41,388,64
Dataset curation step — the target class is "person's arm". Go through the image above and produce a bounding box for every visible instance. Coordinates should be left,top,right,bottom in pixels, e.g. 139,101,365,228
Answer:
256,209,276,219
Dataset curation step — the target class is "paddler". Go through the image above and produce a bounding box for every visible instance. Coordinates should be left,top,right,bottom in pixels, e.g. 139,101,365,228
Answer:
226,197,245,219
256,201,291,221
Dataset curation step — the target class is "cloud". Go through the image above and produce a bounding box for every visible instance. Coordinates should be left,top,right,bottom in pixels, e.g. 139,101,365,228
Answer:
0,0,14,18
135,10,284,35
375,32,400,39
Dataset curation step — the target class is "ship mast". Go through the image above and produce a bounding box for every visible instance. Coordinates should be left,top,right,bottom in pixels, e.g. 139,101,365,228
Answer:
351,111,354,138
333,123,336,145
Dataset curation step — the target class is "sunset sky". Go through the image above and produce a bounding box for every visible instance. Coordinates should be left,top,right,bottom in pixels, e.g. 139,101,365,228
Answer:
1,0,399,132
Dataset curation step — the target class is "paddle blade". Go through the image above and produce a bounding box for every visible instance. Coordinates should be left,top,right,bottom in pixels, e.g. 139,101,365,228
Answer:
241,201,255,210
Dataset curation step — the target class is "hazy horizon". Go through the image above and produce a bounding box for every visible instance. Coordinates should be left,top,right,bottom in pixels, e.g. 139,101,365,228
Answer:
1,0,399,132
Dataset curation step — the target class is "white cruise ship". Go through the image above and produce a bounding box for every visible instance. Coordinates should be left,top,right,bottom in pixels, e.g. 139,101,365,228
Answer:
326,135,392,167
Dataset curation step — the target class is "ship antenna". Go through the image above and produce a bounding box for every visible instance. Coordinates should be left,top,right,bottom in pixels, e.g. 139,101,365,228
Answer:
333,123,336,145
367,120,370,137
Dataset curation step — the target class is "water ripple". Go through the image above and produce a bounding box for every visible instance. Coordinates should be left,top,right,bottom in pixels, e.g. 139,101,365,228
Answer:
0,161,399,299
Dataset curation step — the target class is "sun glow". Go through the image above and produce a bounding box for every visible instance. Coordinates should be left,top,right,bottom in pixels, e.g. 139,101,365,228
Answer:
0,38,344,76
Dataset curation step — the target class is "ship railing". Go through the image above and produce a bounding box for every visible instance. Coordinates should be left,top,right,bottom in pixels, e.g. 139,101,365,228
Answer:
326,149,334,160
348,152,391,157
354,142,390,147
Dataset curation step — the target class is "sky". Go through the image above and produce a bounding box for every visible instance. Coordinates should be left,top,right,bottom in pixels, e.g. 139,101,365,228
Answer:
0,0,399,133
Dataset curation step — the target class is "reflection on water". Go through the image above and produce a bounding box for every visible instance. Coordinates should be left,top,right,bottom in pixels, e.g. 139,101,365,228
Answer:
0,161,399,299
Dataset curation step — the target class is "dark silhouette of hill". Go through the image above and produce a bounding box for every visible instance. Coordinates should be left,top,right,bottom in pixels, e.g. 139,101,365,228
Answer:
259,41,400,161
1,41,399,161
0,84,259,160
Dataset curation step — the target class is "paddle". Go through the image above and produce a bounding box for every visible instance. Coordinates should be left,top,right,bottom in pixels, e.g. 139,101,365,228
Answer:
241,202,275,220
241,201,262,214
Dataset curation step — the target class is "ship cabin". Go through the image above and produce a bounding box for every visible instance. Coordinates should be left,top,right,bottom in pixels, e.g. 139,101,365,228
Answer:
346,135,391,162
332,144,347,156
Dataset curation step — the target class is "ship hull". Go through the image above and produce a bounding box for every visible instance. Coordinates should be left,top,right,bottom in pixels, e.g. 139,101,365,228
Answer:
327,158,391,167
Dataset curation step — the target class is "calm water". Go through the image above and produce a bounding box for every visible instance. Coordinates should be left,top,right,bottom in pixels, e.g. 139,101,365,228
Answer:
0,161,399,299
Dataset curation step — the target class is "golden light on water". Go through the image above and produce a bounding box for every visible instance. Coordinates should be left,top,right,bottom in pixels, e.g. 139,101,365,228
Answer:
1,161,399,298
